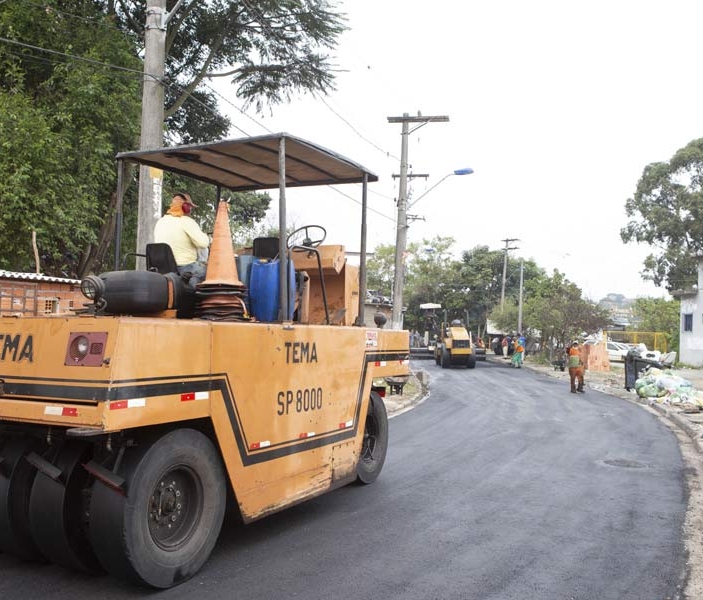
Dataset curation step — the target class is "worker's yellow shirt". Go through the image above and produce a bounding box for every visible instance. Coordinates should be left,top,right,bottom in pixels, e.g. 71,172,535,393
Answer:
154,214,209,266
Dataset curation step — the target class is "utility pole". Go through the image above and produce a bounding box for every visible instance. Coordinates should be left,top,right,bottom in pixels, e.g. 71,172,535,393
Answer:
135,0,167,269
387,112,449,330
518,258,524,333
500,238,519,309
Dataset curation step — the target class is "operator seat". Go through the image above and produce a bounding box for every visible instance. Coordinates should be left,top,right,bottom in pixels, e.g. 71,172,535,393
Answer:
252,237,280,260
145,243,179,275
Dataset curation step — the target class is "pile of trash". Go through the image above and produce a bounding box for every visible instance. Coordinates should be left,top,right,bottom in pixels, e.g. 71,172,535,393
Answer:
635,367,703,408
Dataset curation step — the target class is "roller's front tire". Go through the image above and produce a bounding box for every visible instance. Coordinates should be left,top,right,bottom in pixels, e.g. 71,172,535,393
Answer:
356,392,389,485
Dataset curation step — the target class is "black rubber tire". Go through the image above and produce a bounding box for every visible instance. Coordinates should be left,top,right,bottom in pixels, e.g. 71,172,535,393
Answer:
88,429,226,588
0,436,46,561
29,440,102,573
467,355,477,369
441,348,450,369
434,351,440,365
356,392,389,485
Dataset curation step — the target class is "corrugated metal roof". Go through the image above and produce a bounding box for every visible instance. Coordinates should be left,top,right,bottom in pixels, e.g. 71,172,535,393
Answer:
116,132,379,192
0,270,80,284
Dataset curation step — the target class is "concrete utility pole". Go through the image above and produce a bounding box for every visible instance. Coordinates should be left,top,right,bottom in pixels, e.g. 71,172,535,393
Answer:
387,113,449,330
500,238,519,309
134,0,186,267
135,0,167,268
518,258,524,333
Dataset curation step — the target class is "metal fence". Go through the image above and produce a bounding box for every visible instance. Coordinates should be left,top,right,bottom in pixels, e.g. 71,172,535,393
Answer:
604,330,669,353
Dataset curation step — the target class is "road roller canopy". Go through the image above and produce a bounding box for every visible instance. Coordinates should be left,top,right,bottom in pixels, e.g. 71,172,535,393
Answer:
116,132,378,191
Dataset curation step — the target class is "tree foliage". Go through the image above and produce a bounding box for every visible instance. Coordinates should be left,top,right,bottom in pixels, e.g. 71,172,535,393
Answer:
458,246,544,335
111,0,348,143
365,235,612,354
630,296,681,355
490,270,610,353
621,138,703,292
366,243,396,297
0,1,141,275
0,0,346,276
402,237,465,331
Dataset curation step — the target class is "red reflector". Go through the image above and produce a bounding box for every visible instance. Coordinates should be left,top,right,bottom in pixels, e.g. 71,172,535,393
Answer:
250,442,260,450
62,407,78,417
110,400,128,410
181,392,195,402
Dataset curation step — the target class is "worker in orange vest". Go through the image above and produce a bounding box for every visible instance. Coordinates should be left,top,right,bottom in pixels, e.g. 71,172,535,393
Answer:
567,341,585,393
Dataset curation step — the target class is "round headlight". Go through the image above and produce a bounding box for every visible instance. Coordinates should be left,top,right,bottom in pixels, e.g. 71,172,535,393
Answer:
80,275,104,300
69,335,90,362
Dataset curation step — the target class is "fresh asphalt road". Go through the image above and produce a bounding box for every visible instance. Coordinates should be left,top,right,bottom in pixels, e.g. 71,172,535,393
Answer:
0,358,687,599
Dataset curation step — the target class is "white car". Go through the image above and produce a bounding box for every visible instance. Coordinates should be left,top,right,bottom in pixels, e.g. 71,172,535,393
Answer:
607,341,630,363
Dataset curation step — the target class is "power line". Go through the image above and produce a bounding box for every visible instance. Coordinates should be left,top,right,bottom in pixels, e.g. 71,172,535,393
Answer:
0,36,151,79
9,1,400,166
317,95,400,162
201,80,271,135
2,10,399,222
326,186,395,222
18,0,111,25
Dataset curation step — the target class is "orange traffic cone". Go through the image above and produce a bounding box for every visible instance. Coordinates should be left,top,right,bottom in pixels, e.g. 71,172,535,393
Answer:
202,200,244,287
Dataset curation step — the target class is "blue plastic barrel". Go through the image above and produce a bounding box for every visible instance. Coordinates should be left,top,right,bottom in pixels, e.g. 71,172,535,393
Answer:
249,258,295,322
236,254,254,288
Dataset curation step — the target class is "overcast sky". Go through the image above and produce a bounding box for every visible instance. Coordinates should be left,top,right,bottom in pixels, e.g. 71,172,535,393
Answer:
214,0,703,301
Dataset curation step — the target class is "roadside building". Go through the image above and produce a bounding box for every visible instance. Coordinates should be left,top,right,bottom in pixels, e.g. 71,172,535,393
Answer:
673,255,703,366
0,270,83,316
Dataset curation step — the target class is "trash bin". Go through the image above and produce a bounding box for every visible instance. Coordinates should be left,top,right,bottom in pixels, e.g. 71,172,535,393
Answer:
624,349,663,391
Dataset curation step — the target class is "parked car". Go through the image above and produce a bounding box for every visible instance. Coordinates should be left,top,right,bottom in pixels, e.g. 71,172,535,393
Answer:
606,341,630,363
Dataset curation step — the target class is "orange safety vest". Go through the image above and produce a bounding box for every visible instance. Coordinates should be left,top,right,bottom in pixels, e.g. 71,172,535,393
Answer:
567,346,582,368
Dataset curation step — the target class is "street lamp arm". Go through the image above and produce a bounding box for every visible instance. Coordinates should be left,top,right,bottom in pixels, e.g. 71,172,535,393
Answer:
408,168,473,209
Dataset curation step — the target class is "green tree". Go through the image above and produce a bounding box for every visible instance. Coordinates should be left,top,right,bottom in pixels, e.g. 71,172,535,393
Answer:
0,1,141,276
493,270,610,354
366,243,396,298
403,237,465,332
621,138,703,292
110,0,348,143
1,1,346,276
458,247,545,336
630,296,681,355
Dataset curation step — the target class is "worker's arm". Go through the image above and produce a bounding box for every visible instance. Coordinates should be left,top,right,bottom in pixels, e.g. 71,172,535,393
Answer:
183,218,210,249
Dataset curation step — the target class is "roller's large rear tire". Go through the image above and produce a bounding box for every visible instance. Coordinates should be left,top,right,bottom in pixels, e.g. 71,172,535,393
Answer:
0,436,46,561
467,355,477,369
356,392,388,485
89,429,226,588
29,440,102,572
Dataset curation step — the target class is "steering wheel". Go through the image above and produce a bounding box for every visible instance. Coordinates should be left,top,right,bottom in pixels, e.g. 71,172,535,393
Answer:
286,225,327,252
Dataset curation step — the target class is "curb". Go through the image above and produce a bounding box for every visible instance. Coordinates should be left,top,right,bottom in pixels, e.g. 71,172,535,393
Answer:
642,399,703,455
384,369,429,418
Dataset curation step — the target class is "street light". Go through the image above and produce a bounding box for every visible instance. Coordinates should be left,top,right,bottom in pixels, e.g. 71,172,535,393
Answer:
391,167,474,330
408,168,474,209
